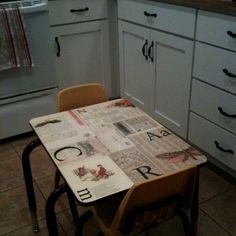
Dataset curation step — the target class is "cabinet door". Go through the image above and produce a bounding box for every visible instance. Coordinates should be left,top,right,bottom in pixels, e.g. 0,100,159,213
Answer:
118,21,152,113
150,30,194,138
52,20,111,94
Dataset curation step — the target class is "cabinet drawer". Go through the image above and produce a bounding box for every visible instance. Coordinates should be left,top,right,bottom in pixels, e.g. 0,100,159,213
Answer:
49,0,107,26
118,0,195,38
193,42,236,94
196,11,236,51
189,113,236,171
191,79,236,135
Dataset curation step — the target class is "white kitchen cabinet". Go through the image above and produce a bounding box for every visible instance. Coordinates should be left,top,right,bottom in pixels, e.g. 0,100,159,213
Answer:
189,10,236,175
118,21,151,112
49,0,111,96
118,0,195,138
150,30,193,138
189,113,236,173
52,21,110,92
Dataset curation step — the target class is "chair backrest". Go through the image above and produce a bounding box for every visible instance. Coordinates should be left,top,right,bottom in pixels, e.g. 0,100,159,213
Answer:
110,165,197,234
57,83,109,112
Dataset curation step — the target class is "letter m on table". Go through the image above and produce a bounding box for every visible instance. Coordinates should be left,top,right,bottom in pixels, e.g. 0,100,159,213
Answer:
77,188,93,201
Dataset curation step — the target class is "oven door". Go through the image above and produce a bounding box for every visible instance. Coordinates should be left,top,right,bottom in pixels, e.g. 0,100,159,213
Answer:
0,0,57,99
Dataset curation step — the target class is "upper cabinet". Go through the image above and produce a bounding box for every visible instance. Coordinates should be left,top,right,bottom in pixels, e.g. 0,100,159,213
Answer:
48,0,111,96
118,0,195,138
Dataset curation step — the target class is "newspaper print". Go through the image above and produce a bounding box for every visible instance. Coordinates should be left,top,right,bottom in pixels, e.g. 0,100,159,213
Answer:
124,114,160,132
30,112,94,150
128,127,207,174
110,147,162,182
73,99,143,126
89,123,135,153
48,137,110,167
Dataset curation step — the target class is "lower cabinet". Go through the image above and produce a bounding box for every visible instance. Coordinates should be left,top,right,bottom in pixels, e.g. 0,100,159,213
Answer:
52,20,111,95
119,20,193,138
118,21,151,112
189,113,236,173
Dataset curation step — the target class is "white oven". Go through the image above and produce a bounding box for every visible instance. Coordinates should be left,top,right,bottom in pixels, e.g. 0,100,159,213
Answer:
0,0,58,139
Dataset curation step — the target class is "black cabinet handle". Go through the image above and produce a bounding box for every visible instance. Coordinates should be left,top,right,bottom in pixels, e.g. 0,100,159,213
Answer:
218,107,236,118
144,11,157,17
70,7,89,13
148,41,154,62
142,40,148,60
55,37,60,57
214,141,234,154
227,30,236,38
222,68,236,78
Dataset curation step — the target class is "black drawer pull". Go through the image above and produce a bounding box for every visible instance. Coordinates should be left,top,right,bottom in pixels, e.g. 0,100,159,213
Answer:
227,30,236,38
222,68,236,78
218,107,236,118
55,37,60,57
148,41,154,62
144,11,157,17
214,141,234,154
70,7,89,13
142,40,148,60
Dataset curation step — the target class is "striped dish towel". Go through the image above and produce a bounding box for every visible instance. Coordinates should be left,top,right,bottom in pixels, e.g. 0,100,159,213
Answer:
0,7,33,71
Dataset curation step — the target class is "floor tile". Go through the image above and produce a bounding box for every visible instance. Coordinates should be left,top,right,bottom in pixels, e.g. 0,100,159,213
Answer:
149,216,184,235
57,208,100,236
0,184,46,235
3,219,66,236
198,209,231,236
28,149,56,181
200,189,236,235
36,174,69,213
11,133,42,157
0,157,24,192
149,208,231,236
199,166,235,203
0,142,18,162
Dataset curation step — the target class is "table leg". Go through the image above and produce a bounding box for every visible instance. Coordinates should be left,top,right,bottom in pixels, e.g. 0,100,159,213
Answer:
191,167,200,236
74,210,93,236
22,138,42,232
67,187,80,224
46,183,79,236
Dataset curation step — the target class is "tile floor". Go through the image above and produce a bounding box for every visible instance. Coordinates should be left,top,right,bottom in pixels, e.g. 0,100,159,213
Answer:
0,132,236,236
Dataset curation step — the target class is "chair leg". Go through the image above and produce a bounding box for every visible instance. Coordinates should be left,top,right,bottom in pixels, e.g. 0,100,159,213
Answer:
74,210,93,236
22,138,42,233
54,169,61,188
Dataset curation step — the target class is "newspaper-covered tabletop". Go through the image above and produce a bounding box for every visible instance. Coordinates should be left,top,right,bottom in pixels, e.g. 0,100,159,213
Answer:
30,99,207,203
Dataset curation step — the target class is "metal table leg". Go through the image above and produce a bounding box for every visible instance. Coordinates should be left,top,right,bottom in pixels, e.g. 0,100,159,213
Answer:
46,183,79,236
191,167,200,236
22,138,42,232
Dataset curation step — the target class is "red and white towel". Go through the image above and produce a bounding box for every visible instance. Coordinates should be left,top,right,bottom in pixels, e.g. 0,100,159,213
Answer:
0,7,33,71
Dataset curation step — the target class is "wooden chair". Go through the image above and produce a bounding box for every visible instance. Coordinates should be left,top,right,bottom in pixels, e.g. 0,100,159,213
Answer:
54,83,108,187
75,165,197,236
57,83,108,112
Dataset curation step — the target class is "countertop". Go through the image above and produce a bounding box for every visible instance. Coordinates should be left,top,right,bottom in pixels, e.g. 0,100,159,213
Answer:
150,0,236,16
